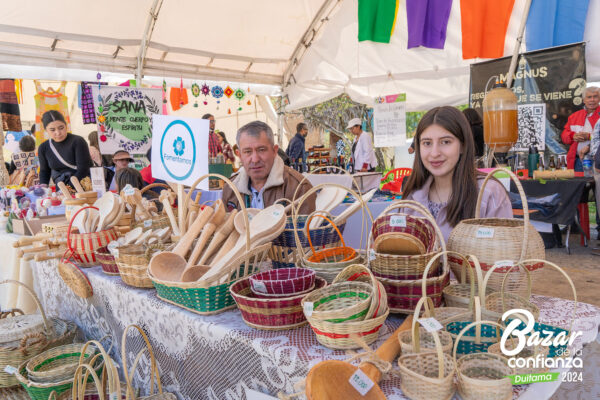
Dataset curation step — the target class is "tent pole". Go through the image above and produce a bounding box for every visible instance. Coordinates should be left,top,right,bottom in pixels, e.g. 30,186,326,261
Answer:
136,0,164,86
277,96,283,148
506,0,532,88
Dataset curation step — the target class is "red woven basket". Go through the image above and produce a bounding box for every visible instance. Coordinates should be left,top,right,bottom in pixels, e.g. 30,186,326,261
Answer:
67,206,118,267
230,277,326,330
94,247,119,275
249,268,316,297
371,213,436,253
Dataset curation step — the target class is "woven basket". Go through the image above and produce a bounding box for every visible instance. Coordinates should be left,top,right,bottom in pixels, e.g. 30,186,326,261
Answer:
131,183,175,232
117,244,164,288
0,280,57,388
230,277,327,330
487,338,549,375
447,168,545,297
121,325,177,399
25,343,98,383
301,281,373,323
443,252,493,309
398,328,456,400
371,212,436,252
94,247,119,276
58,259,94,298
398,297,453,356
453,320,513,400
331,264,388,319
67,206,119,267
249,267,316,297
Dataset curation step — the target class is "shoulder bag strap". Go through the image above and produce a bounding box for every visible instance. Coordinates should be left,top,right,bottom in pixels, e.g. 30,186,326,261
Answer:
48,139,77,170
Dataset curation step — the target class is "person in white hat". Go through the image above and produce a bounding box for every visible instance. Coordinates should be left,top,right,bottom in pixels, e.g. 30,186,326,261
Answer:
346,117,378,172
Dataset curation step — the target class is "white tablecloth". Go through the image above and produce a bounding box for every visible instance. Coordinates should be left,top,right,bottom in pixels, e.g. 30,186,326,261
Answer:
31,259,600,400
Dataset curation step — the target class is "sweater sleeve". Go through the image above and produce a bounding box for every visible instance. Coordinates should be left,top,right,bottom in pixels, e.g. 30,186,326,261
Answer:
73,137,92,181
38,143,51,185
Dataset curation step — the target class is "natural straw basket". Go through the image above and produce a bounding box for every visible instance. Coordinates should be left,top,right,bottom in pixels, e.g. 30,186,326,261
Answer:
66,206,118,267
301,281,374,323
151,173,273,315
94,247,119,276
487,338,549,375
117,243,165,288
398,297,453,355
453,320,513,400
58,258,93,299
132,183,175,231
447,168,545,297
398,324,456,400
230,277,327,330
332,264,388,319
443,253,493,308
0,280,55,388
121,324,176,399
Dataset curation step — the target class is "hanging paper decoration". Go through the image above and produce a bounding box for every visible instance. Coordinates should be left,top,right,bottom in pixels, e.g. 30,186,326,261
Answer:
234,88,245,101
224,86,234,98
211,85,223,109
228,108,231,114
191,83,200,107
162,79,167,104
201,83,210,105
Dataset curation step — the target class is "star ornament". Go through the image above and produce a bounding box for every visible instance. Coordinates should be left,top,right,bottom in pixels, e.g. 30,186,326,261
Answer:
224,86,234,98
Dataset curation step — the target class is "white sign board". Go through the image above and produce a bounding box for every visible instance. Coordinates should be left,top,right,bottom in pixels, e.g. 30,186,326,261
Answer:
373,93,407,148
151,115,209,189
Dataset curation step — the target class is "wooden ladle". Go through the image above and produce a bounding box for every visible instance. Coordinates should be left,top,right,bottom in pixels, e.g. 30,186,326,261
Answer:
159,190,180,236
305,316,413,400
148,206,214,282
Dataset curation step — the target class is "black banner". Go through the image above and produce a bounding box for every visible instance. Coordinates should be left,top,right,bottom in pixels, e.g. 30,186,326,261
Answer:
470,43,586,154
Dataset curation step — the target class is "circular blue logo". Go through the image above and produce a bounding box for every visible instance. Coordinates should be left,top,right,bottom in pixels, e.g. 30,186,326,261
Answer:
159,120,196,181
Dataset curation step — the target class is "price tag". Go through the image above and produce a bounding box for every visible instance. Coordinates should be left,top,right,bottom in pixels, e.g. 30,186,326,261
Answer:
476,227,494,238
494,260,514,268
252,281,267,294
390,215,407,228
303,301,314,317
3,365,16,375
123,184,135,196
369,249,376,261
349,369,375,396
144,220,153,228
110,393,119,400
418,317,443,333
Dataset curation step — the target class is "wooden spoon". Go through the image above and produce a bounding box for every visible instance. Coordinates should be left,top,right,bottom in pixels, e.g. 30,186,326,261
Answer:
123,185,151,219
305,316,413,400
211,230,240,264
70,176,85,194
184,199,226,269
159,190,180,236
57,181,72,198
148,206,214,282
198,210,237,265
71,206,87,233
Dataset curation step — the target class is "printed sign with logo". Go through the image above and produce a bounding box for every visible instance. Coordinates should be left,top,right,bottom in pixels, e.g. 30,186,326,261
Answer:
151,115,209,189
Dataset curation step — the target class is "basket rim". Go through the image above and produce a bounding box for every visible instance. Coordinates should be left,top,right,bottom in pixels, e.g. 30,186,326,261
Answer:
230,276,327,303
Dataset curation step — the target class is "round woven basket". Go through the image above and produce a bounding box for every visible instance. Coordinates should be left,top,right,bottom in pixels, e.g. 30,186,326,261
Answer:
249,267,316,297
117,243,164,288
131,183,175,231
94,247,119,276
447,168,545,297
301,281,373,323
398,297,453,356
66,206,119,267
25,343,98,383
453,320,513,400
332,264,388,320
443,252,493,309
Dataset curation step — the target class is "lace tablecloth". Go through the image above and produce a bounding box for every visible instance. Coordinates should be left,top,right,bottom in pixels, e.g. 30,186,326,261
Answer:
32,260,600,400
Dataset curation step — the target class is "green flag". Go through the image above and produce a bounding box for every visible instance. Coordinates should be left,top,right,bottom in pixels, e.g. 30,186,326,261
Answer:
358,0,399,43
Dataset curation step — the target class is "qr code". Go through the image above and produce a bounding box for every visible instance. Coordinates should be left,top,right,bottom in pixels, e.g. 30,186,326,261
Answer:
513,103,546,151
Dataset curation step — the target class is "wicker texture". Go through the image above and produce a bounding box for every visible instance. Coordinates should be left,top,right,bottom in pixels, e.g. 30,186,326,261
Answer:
301,281,373,323
117,244,164,288
67,206,118,267
398,297,453,356
332,264,388,319
443,253,492,308
371,213,436,252
94,247,119,276
57,260,93,298
25,343,97,383
487,338,549,375
398,327,456,400
453,321,513,400
249,268,315,297
447,168,545,297
230,277,327,330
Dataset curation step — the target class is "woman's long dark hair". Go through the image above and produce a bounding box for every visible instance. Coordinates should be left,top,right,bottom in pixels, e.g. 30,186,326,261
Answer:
403,106,478,227
216,131,229,145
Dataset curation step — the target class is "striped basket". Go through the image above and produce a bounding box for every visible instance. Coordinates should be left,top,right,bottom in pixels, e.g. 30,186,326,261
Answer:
94,247,119,276
230,277,327,330
301,281,374,323
67,206,118,267
249,268,316,297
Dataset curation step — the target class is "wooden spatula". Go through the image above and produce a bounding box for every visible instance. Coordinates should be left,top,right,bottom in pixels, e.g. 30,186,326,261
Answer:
198,210,237,265
70,176,85,194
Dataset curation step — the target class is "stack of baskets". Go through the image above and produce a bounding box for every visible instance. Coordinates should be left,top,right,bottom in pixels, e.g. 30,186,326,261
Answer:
66,206,119,267
94,246,119,275
230,267,327,330
368,201,449,313
301,265,389,349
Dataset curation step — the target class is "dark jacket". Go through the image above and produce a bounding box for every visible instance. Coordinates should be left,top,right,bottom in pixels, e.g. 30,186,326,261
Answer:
38,134,91,185
286,133,307,163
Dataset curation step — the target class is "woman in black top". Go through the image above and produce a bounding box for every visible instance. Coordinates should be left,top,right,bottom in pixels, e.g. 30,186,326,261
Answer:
38,110,92,185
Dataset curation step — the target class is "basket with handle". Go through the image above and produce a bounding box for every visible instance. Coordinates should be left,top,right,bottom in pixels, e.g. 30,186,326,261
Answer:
447,168,545,297
301,281,374,323
453,320,513,400
487,337,549,375
368,200,444,280
398,296,453,356
66,206,119,267
442,252,493,308
150,173,273,315
332,264,388,319
132,183,175,231
121,324,176,399
501,259,577,358
0,280,55,388
117,243,166,288
397,320,456,400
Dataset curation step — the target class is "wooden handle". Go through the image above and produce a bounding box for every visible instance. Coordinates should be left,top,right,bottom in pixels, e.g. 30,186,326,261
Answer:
161,198,181,236
17,244,49,257
359,315,413,383
12,233,52,248
211,230,240,265
70,176,85,194
173,206,213,257
186,223,217,268
57,181,71,197
199,210,237,264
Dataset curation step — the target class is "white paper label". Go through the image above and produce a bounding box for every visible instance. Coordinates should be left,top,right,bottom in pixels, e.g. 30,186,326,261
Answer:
252,281,267,294
3,365,16,375
303,302,314,317
418,317,443,333
369,249,376,261
476,227,494,238
272,210,281,217
123,184,135,196
390,215,407,227
494,260,514,269
110,393,119,400
349,369,375,396
144,220,152,228
245,389,279,400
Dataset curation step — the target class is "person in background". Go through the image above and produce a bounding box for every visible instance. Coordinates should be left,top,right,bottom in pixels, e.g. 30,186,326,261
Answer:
115,167,160,208
38,110,92,186
286,122,308,169
9,134,36,175
462,108,485,158
88,131,102,167
346,117,378,172
402,106,512,242
216,131,235,163
140,148,155,185
107,150,134,191
222,120,315,213
408,140,415,154
561,86,600,171
202,113,222,157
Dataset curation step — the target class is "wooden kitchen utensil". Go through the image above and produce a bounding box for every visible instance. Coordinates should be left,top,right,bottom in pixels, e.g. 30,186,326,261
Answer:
159,190,180,236
70,176,85,194
198,210,238,264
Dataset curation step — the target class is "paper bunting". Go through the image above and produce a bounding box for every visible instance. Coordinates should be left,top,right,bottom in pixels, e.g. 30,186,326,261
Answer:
224,86,234,98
